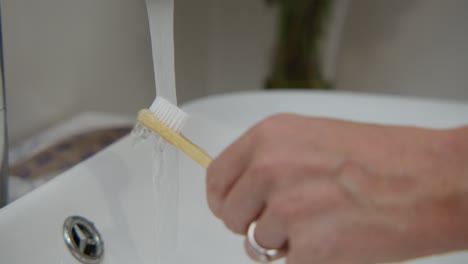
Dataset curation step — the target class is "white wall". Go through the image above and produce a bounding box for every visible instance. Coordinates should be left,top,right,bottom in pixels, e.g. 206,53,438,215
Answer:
4,0,468,144
173,0,212,102
176,0,468,102
174,0,277,100
336,0,468,100
2,0,278,144
206,0,276,95
2,0,155,143
180,0,468,101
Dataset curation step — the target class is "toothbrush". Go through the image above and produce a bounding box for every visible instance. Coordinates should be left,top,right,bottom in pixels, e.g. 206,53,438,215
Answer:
136,97,212,168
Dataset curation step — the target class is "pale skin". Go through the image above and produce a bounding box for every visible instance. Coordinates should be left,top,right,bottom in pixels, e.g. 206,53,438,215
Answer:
206,113,468,264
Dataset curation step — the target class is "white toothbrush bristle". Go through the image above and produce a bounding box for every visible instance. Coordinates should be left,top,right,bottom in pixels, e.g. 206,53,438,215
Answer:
149,97,189,133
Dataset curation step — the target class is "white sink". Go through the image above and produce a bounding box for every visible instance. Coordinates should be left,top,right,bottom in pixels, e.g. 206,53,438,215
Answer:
1,91,468,264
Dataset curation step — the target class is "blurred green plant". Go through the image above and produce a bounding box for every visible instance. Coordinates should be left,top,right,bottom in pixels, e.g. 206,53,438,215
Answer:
265,0,334,89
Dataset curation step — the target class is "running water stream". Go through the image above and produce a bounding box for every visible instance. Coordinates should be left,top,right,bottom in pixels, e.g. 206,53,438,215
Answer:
144,1,179,264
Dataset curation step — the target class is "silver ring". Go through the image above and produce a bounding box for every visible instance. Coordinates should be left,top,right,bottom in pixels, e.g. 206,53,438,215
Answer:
247,222,281,262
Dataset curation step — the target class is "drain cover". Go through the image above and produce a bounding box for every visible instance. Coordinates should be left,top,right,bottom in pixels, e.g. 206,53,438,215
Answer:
63,216,104,264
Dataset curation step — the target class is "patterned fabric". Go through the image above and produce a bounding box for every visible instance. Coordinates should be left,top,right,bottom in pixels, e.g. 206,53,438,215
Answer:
9,127,131,179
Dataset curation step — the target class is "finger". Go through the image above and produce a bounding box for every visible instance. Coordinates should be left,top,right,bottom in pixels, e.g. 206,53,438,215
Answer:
255,178,350,248
287,211,386,264
287,221,354,264
221,167,269,234
206,131,256,218
244,238,286,262
252,179,358,264
220,155,314,235
253,201,289,250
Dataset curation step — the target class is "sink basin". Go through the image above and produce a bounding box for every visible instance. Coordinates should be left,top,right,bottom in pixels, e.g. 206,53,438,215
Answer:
1,91,468,264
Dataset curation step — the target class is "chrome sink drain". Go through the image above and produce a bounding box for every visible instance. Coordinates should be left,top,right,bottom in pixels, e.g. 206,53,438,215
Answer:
63,216,104,264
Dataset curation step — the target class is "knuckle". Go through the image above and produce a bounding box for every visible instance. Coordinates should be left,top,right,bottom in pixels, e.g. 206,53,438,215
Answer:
294,227,340,261
268,183,348,223
294,232,314,252
311,239,336,260
206,198,222,219
206,162,221,194
205,169,224,218
205,175,221,201
260,113,293,127
269,189,309,222
315,229,344,259
249,156,282,185
312,184,348,209
307,155,342,175
206,196,222,219
262,113,296,124
222,213,246,234
251,113,296,137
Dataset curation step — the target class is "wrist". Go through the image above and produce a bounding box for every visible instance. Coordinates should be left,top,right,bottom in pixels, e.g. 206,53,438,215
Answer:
441,126,468,249
442,126,468,195
443,126,468,162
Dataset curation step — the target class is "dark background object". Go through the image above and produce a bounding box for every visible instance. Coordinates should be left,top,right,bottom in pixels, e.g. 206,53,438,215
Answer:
265,0,333,89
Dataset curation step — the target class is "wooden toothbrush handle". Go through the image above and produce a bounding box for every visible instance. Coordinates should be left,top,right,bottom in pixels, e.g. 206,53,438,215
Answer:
171,134,212,168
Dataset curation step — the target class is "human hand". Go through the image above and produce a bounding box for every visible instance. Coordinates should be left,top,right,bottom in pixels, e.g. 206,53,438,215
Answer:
206,114,468,264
